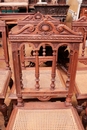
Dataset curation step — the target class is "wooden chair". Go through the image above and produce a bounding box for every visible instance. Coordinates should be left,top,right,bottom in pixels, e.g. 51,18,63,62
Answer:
72,16,87,128
9,13,69,104
6,16,84,130
0,0,28,13
0,20,13,126
9,13,74,103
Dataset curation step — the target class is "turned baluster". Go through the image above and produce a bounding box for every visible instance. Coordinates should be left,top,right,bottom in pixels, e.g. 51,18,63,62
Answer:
18,50,23,89
66,50,73,89
21,45,25,69
43,45,46,56
35,50,40,90
50,50,56,90
82,32,86,57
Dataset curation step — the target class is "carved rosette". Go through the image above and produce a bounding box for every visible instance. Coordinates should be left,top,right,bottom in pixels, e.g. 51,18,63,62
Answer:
34,12,43,20
37,21,54,35
39,23,52,31
22,12,43,22
37,96,52,101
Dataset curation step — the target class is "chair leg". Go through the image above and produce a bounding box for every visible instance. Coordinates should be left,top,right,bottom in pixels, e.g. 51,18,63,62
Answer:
82,103,87,130
76,100,83,115
0,99,8,127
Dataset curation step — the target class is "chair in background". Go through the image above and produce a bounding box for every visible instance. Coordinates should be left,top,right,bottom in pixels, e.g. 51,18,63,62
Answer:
0,0,29,13
6,16,84,130
72,16,87,129
0,20,13,126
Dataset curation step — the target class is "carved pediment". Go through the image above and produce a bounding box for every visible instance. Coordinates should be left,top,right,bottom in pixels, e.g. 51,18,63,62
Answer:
21,12,44,21
9,18,83,43
56,24,82,35
21,12,60,22
10,21,82,36
72,16,87,32
18,12,60,28
76,16,87,22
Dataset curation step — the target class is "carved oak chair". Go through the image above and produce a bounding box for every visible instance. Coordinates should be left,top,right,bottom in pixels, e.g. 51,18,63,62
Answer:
9,13,69,104
72,16,87,129
0,20,13,126
9,13,75,104
6,16,84,130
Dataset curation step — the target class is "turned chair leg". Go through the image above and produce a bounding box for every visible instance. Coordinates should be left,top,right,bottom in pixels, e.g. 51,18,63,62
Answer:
0,99,8,127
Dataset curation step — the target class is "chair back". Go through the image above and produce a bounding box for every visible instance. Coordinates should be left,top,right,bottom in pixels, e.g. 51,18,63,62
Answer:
9,13,83,106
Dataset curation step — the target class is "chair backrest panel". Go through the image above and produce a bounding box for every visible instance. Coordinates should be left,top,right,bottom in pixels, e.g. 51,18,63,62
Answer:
9,13,83,105
16,12,61,69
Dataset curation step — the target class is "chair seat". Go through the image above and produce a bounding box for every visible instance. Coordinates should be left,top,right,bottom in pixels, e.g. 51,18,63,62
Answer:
6,102,84,130
0,69,11,98
75,70,87,99
9,68,68,100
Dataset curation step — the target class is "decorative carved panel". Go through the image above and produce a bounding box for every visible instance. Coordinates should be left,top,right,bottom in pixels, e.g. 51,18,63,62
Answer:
34,5,69,21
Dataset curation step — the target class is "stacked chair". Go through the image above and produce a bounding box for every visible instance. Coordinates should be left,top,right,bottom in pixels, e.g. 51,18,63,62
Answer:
0,20,13,126
72,16,87,129
6,13,85,130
